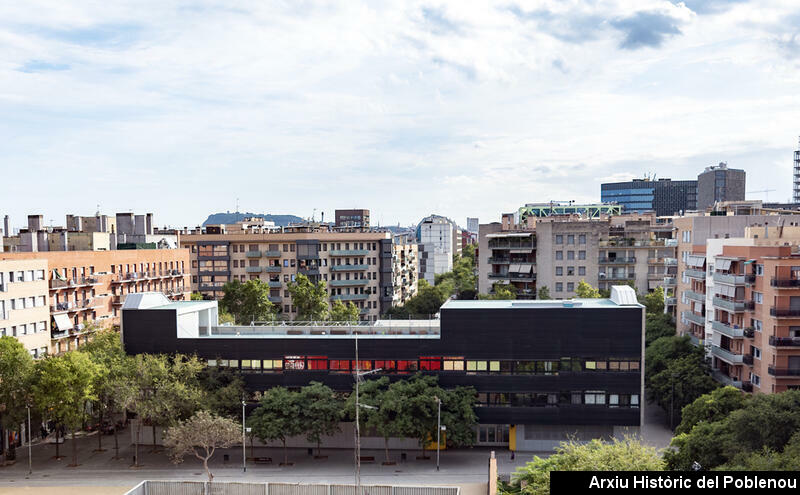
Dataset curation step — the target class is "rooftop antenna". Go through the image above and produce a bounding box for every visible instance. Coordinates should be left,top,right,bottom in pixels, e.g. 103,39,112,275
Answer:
235,198,240,214
96,204,101,216
312,208,317,222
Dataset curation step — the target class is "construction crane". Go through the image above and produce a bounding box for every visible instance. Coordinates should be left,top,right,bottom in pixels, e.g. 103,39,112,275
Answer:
747,189,777,202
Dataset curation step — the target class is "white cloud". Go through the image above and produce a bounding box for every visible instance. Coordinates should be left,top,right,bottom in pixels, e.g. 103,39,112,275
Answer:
0,0,798,229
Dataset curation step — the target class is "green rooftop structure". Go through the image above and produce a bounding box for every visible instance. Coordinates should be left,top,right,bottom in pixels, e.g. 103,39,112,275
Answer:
518,202,623,221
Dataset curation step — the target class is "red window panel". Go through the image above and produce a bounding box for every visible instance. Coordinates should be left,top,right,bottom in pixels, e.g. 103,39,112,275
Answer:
419,356,442,371
284,356,305,370
330,360,350,372
307,356,328,370
351,360,372,371
397,360,419,372
374,360,396,371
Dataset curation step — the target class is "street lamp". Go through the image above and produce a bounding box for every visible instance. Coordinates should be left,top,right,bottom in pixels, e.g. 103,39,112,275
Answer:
26,404,32,477
433,396,444,472
241,399,246,473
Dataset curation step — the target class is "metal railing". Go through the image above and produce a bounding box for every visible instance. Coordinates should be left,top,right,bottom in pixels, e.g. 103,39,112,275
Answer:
330,294,370,301
684,269,706,279
598,257,636,264
713,297,754,313
330,249,370,256
207,318,440,337
711,320,746,338
331,264,369,272
769,336,800,347
713,272,747,285
684,290,705,303
711,345,744,364
768,367,800,377
125,481,460,495
771,278,800,288
682,311,705,326
770,307,800,318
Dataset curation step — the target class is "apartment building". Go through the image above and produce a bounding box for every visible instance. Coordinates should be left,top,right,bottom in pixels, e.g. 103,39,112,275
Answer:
122,286,644,451
697,162,746,211
1,249,190,354
181,230,416,320
392,241,418,306
479,214,676,300
416,215,461,285
674,215,798,348
601,179,698,216
335,209,370,229
0,259,50,357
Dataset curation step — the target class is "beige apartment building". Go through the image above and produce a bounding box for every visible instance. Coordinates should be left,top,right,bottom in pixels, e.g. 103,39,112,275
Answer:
0,259,50,357
181,228,418,320
478,213,676,300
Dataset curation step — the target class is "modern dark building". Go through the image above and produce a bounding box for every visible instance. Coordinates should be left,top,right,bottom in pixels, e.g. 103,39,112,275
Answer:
121,287,645,451
697,162,746,210
335,209,370,229
601,178,697,216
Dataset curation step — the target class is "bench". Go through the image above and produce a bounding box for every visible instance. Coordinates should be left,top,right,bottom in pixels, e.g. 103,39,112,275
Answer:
359,456,375,463
254,457,272,464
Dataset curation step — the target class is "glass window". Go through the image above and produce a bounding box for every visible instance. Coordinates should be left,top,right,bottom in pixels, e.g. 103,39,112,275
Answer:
578,266,586,276
556,267,563,276
555,235,563,244
555,251,563,260
556,282,563,292
567,235,575,244
443,358,464,371
579,234,586,244
489,361,500,372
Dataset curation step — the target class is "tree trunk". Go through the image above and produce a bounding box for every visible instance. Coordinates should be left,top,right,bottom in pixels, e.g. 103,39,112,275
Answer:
151,424,157,452
113,421,120,460
317,440,321,457
384,437,390,464
282,438,288,465
134,421,141,467
203,457,213,482
96,409,104,452
70,429,78,467
55,425,61,459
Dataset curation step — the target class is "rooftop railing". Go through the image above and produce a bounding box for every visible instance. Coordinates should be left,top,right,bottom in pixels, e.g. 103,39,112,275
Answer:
204,319,440,337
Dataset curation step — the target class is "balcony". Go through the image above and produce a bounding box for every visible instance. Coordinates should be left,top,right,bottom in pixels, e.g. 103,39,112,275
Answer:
266,266,281,273
771,278,800,288
663,277,676,287
49,276,100,289
688,333,703,347
713,272,747,285
603,273,635,281
685,269,706,280
713,296,754,313
712,370,742,388
488,273,509,279
769,336,800,347
711,320,746,338
198,285,226,292
268,281,282,288
743,354,754,365
246,251,262,258
330,250,369,256
509,273,536,281
598,257,636,264
741,381,753,392
330,294,370,301
682,311,705,326
648,257,677,265
331,264,369,272
770,307,800,318
245,266,262,273
329,279,369,287
768,367,800,377
685,290,705,303
487,257,510,264
599,239,670,248
711,345,744,364
665,297,677,306
263,250,282,258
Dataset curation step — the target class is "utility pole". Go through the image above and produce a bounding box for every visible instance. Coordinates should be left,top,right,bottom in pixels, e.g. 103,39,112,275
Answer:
435,396,441,472
27,405,32,476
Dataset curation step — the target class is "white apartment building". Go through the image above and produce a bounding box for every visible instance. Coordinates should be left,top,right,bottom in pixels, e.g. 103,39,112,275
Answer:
417,215,458,285
0,259,50,357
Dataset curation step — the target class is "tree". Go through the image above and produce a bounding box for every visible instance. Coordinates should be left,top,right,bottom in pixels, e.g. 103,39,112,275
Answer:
299,382,342,456
675,386,748,436
536,286,551,300
645,313,676,347
479,283,517,300
648,355,718,428
33,352,99,466
575,280,601,298
163,410,240,481
198,366,247,418
345,377,398,463
190,292,203,301
250,386,304,465
644,335,697,387
221,280,275,323
722,432,800,470
329,300,360,322
502,437,664,494
82,329,136,457
644,286,665,314
384,374,443,455
0,337,35,465
287,273,329,320
440,386,478,448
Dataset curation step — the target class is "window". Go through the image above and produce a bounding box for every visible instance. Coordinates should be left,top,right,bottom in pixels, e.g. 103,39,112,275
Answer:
567,251,575,260
578,266,586,276
567,235,575,245
578,250,586,260
752,346,761,360
263,360,283,371
584,391,606,405
567,282,574,292
750,372,761,386
443,358,465,371
556,267,563,276
755,264,764,276
579,234,586,244
555,251,563,260
555,235,563,244
466,360,487,373
753,292,763,305
567,266,575,276
556,282,563,292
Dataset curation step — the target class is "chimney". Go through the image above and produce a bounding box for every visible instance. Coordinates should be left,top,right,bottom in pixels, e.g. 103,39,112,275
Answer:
116,213,135,235
146,213,153,235
3,215,8,237
27,214,43,232
134,215,146,235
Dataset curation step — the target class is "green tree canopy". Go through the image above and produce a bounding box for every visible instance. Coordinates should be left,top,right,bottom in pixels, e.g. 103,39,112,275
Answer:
250,386,304,465
287,273,329,321
221,279,276,323
387,279,450,318
33,351,99,465
645,312,676,347
648,354,718,428
330,300,360,322
536,286,551,300
675,386,748,436
163,410,241,481
575,280,601,298
0,336,35,463
298,382,343,455
644,286,665,314
197,366,247,418
479,283,517,300
502,437,664,494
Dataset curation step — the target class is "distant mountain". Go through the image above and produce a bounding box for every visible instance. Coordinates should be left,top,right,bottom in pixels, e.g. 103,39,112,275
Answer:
202,212,304,227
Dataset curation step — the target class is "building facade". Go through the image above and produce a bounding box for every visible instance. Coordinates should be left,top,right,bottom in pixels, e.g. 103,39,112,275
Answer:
335,209,370,229
1,249,190,354
0,259,50,357
417,215,460,285
601,179,698,216
697,163,746,211
121,287,644,451
181,231,417,320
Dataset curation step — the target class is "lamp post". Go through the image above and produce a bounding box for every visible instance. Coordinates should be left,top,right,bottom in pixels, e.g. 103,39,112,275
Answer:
434,396,441,472
26,404,32,476
241,399,246,473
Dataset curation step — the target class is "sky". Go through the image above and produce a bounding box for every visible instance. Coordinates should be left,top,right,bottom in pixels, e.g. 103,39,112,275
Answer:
1,0,799,231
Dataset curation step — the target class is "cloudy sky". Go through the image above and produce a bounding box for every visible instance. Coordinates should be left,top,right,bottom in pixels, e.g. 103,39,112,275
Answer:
1,0,799,230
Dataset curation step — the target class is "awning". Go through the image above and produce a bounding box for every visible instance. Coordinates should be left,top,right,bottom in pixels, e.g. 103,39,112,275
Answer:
693,301,703,313
743,259,756,265
510,249,534,254
687,255,705,268
718,259,732,271
509,264,520,272
716,285,735,297
54,313,72,331
52,269,66,281
521,264,533,273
